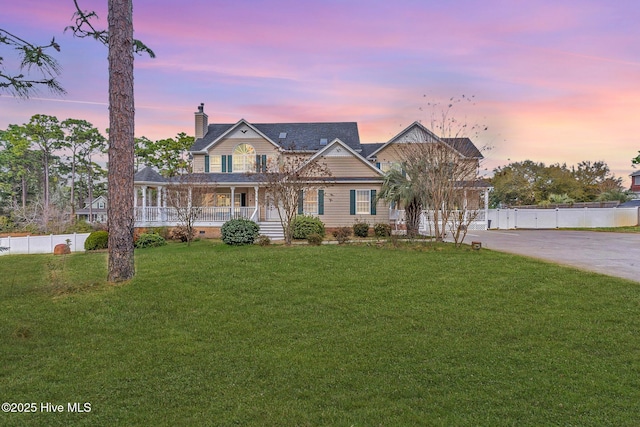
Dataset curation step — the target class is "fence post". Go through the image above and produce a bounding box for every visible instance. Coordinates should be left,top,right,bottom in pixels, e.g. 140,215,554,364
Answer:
50,234,54,252
7,236,10,254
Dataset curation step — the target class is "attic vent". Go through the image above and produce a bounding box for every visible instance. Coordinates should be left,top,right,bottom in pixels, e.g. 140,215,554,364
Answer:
320,138,328,146
279,132,287,139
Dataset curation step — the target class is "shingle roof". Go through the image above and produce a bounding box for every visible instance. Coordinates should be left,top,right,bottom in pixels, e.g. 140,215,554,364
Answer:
190,122,361,152
167,173,262,184
360,143,385,159
134,166,166,183
441,138,484,158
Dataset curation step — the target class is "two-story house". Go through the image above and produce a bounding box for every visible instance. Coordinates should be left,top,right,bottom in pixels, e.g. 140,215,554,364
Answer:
76,195,108,223
133,104,488,238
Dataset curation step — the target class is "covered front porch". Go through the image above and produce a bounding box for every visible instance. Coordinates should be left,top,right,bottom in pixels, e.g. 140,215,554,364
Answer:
133,183,281,227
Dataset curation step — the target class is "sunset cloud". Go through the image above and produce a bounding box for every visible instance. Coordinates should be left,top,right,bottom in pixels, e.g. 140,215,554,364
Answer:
2,0,639,184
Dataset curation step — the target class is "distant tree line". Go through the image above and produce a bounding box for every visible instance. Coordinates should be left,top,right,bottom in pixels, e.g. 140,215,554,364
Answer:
489,160,632,208
0,113,192,233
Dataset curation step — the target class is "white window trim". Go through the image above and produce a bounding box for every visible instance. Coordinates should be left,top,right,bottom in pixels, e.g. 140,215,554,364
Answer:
303,189,318,215
210,155,222,173
355,189,371,215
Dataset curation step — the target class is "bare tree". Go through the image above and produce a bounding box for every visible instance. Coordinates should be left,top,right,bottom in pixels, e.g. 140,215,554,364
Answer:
257,154,331,245
393,97,487,243
165,174,215,245
399,134,479,241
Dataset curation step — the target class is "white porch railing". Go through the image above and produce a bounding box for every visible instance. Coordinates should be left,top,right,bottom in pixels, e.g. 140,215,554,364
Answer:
135,206,258,225
391,209,489,232
421,210,488,232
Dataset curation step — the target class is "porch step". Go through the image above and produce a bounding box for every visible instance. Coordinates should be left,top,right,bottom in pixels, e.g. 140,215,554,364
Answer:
258,222,285,241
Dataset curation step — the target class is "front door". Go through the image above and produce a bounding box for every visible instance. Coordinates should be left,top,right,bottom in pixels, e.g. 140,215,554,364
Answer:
265,199,283,222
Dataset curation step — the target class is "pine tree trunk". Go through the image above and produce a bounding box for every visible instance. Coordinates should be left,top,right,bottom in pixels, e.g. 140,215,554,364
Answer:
107,0,135,282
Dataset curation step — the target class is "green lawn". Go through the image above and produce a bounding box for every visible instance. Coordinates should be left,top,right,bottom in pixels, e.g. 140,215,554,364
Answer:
1,241,639,426
566,225,640,233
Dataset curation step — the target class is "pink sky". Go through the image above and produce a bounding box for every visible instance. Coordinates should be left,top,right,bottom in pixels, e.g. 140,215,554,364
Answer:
2,0,639,184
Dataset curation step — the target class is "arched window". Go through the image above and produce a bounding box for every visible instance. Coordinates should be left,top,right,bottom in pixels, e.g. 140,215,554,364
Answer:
233,143,256,172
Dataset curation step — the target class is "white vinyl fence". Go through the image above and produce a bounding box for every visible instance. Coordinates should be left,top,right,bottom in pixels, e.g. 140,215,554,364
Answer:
488,207,639,229
0,233,91,256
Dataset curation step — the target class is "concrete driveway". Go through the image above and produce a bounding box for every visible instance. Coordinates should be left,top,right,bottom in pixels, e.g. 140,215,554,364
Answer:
458,230,640,283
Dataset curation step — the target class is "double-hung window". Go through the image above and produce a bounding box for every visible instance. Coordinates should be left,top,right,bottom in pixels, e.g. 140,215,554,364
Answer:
304,190,318,215
350,189,377,215
298,189,324,215
355,190,370,214
210,155,222,172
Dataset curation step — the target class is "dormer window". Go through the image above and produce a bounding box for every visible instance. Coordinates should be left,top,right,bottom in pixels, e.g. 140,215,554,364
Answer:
233,143,256,172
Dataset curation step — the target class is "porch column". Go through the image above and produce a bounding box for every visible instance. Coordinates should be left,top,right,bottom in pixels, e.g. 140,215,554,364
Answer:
230,186,235,219
133,187,138,222
158,186,165,222
134,186,138,207
141,185,147,222
254,186,259,221
484,188,490,230
463,190,468,222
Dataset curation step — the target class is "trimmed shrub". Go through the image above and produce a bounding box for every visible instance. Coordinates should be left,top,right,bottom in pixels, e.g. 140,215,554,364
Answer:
221,219,260,246
84,231,108,251
292,215,325,240
307,233,323,246
374,223,392,238
332,227,351,244
353,220,370,238
148,226,171,240
135,233,167,249
256,235,271,246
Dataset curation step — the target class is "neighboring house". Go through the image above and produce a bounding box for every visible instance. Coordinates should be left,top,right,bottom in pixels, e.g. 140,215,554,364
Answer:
133,104,489,237
630,170,640,198
76,195,108,223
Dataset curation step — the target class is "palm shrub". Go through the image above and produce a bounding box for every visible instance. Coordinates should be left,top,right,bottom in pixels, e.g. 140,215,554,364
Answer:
84,230,108,250
221,219,260,245
292,215,325,240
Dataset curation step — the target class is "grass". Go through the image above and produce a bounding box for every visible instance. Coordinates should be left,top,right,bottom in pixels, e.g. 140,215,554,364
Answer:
1,240,639,426
564,225,640,233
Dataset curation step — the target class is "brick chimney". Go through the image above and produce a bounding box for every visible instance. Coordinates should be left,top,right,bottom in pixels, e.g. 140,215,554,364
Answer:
195,103,208,139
